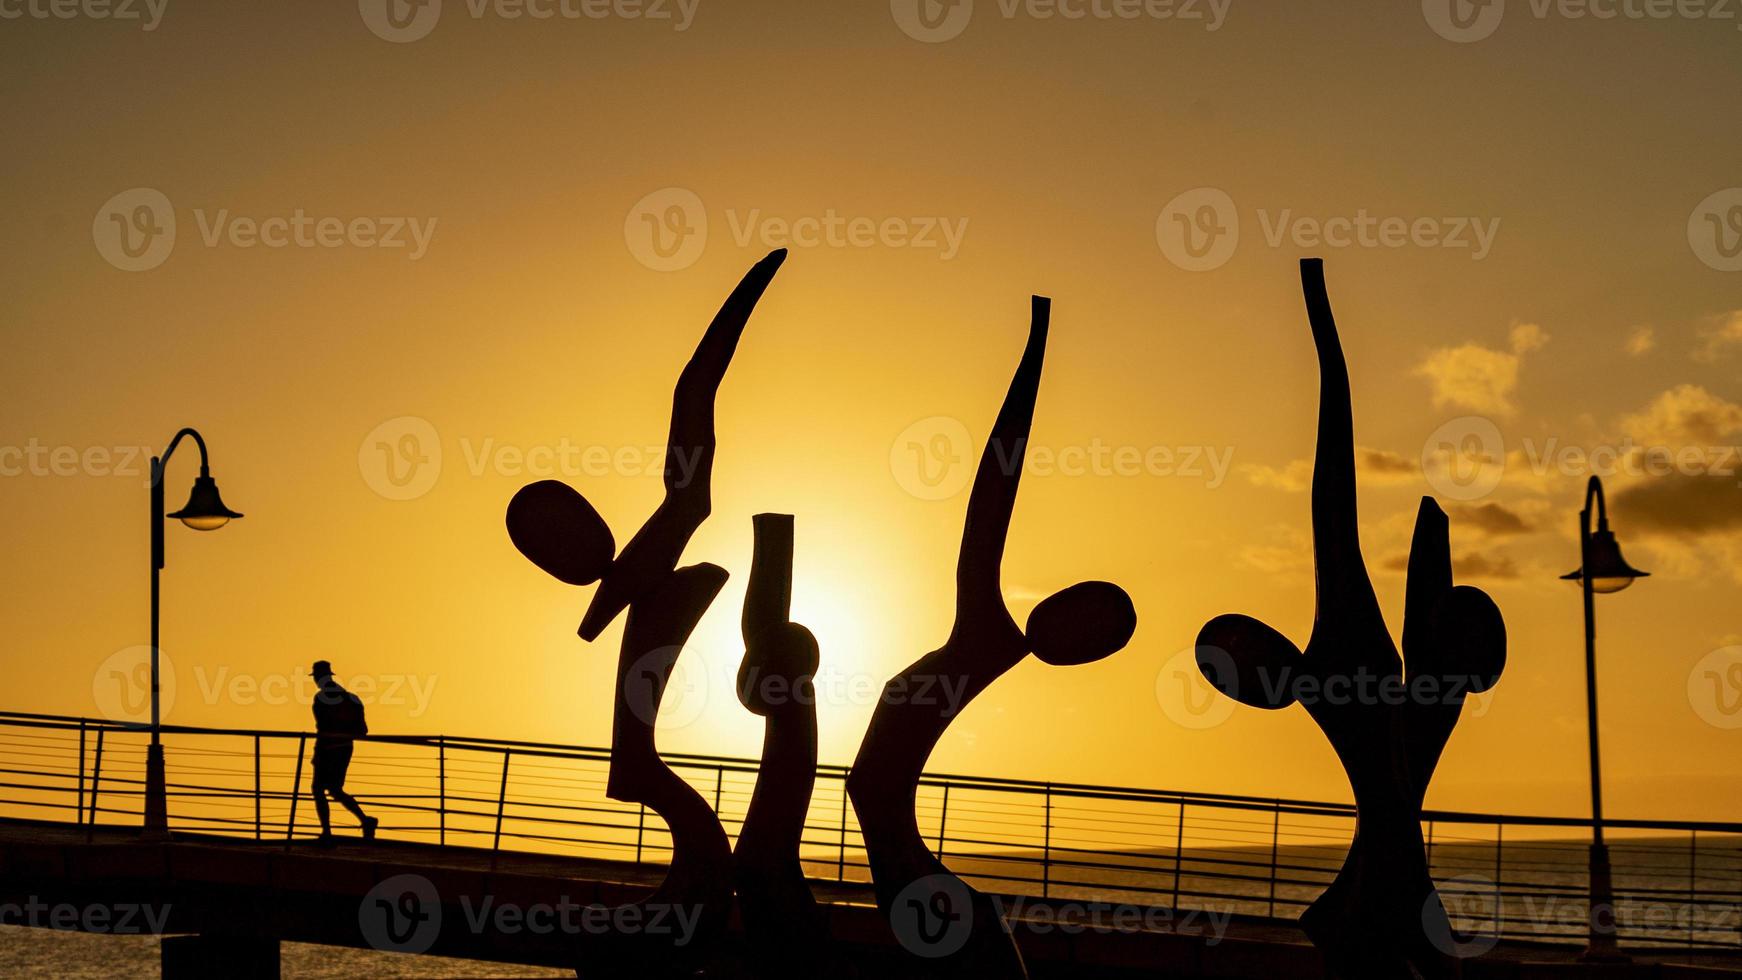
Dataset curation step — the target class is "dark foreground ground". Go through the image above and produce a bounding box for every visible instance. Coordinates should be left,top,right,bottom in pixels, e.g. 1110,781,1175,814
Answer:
1,820,1736,979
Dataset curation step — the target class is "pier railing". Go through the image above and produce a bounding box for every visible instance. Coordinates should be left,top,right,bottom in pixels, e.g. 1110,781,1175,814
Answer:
0,710,1736,951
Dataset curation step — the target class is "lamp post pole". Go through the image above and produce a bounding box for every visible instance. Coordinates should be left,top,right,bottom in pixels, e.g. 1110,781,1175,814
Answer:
144,427,242,837
145,451,167,835
1570,474,1642,964
1577,483,1617,961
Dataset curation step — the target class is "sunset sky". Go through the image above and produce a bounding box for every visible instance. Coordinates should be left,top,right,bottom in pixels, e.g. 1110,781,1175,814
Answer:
2,0,1738,824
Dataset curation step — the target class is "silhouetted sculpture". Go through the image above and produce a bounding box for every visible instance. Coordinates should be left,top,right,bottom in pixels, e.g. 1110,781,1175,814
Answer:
848,297,1138,978
1194,259,1507,980
733,513,826,975
505,249,787,977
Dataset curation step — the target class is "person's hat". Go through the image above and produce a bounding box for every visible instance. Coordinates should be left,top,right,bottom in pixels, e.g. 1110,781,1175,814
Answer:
310,660,334,678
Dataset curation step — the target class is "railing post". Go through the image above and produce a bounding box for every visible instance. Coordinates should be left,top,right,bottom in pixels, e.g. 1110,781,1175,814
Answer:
253,735,261,842
438,738,447,847
1427,819,1436,874
76,720,87,826
936,783,950,858
284,733,306,848
1172,799,1186,910
1688,829,1697,953
713,766,724,814
837,777,848,882
85,728,105,844
1042,784,1052,899
636,804,647,863
491,751,511,870
1494,821,1504,939
1268,800,1280,918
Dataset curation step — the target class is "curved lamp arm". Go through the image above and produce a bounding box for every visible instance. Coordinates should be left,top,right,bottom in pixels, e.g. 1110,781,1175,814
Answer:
156,427,212,483
1582,474,1608,534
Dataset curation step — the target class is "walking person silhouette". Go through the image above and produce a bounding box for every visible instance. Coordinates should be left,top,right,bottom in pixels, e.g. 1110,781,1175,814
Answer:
308,660,377,846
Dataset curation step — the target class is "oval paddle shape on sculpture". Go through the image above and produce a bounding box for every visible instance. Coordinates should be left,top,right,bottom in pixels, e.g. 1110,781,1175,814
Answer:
1427,585,1507,695
1194,614,1302,710
1026,581,1138,667
505,480,616,586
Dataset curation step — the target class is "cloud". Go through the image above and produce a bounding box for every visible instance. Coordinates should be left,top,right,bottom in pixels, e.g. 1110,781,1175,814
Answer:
1243,448,1420,493
1620,384,1742,449
1241,459,1312,492
1637,533,1742,587
1380,550,1520,580
1625,325,1656,356
1357,447,1416,480
1612,473,1742,536
1453,552,1521,580
1695,311,1742,362
1595,385,1742,583
1449,502,1533,536
1237,524,1311,574
1510,323,1549,354
1415,323,1549,417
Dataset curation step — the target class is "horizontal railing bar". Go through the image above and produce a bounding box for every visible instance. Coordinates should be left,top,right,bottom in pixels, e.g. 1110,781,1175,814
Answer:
3,710,1736,835
3,709,1738,956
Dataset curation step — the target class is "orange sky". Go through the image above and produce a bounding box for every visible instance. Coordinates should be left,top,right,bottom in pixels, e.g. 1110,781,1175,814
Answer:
1,0,1739,823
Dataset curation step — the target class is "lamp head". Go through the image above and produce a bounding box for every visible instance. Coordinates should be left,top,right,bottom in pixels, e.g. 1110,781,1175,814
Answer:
1562,528,1649,594
168,473,243,531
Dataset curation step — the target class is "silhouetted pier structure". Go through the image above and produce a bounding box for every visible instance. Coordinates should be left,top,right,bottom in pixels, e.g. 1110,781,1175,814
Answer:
1,711,1737,978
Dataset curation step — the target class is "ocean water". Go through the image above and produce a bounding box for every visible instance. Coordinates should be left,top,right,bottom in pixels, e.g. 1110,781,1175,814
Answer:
940,837,1742,949
0,926,571,979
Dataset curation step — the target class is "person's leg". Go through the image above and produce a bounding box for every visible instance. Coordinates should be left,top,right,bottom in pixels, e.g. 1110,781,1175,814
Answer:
325,745,377,838
329,784,366,822
311,773,333,835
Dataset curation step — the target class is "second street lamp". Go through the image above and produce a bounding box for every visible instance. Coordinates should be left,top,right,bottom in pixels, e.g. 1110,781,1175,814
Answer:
1560,474,1648,962
144,427,243,836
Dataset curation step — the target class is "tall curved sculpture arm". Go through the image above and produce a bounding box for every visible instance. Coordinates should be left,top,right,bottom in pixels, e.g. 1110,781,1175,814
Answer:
590,561,734,970
1401,497,1453,659
609,562,730,795
667,248,790,503
1300,260,1386,668
1301,261,1378,622
1401,497,1506,797
956,296,1049,624
742,513,794,641
734,515,824,971
580,250,788,640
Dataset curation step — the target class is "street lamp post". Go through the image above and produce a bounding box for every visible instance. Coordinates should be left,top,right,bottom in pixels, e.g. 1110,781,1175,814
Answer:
1560,474,1648,962
144,427,243,836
